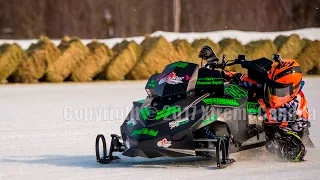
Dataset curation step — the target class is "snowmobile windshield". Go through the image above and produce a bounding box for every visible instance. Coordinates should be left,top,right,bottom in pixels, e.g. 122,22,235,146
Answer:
266,79,293,97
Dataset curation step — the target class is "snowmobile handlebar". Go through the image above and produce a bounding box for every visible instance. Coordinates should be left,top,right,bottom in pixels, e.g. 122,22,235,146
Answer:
205,54,272,76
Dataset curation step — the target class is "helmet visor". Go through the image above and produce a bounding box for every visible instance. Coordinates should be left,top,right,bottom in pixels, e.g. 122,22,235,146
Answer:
266,79,293,97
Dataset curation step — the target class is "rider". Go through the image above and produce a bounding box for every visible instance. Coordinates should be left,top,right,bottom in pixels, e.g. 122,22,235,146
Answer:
199,46,310,162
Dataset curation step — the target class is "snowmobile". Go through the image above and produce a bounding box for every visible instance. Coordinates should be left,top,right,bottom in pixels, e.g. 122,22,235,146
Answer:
95,48,314,168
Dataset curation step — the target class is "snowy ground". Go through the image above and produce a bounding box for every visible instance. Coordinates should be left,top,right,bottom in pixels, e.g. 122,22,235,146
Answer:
0,79,320,180
1,28,320,49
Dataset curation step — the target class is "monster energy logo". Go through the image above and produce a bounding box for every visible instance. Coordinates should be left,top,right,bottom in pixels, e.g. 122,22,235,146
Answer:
225,85,247,99
170,62,189,68
197,77,223,85
203,98,239,106
131,128,159,137
202,115,218,126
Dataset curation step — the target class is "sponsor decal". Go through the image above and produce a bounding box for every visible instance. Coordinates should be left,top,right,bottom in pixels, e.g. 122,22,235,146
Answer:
131,128,159,137
170,62,189,68
169,118,189,129
157,138,172,148
246,102,261,114
203,98,239,106
146,80,156,88
202,115,218,126
140,106,181,120
196,77,223,85
158,72,184,85
155,106,181,120
126,118,137,127
225,84,248,99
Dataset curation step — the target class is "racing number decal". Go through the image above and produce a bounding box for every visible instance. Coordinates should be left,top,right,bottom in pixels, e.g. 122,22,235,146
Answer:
225,85,247,99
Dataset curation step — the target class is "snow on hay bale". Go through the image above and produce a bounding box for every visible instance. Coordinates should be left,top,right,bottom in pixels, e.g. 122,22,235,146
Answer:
127,36,181,79
172,39,198,64
190,38,220,63
218,38,245,73
103,40,142,80
274,34,303,59
46,37,90,82
70,41,113,82
245,40,277,60
296,40,320,74
0,43,26,83
11,36,61,83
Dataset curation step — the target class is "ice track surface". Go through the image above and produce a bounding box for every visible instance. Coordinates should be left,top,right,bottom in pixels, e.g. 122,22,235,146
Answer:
1,79,320,180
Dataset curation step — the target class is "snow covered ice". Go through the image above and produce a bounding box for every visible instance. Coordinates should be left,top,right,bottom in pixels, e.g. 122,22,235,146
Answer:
0,79,320,180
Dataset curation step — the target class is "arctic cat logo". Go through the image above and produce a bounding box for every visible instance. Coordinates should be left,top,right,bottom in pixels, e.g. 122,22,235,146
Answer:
168,118,189,129
157,138,172,148
225,85,247,99
158,72,184,85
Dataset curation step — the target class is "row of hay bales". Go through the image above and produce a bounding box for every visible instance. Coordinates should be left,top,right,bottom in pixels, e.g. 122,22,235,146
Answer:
0,34,319,83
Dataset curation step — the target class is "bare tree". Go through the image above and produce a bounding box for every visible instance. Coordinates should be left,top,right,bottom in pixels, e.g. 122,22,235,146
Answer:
173,0,181,32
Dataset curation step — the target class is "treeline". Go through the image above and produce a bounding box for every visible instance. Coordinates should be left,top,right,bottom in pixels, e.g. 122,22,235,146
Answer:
0,0,319,39
0,34,319,83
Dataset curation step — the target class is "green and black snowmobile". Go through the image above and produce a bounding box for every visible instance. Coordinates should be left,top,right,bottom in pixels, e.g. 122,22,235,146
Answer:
95,47,314,168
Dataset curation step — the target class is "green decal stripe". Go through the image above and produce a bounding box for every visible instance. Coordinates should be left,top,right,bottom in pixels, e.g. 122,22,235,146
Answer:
140,108,150,120
146,80,156,87
202,115,218,126
286,131,302,141
155,106,181,120
131,128,158,137
170,62,189,68
203,98,239,106
140,106,182,121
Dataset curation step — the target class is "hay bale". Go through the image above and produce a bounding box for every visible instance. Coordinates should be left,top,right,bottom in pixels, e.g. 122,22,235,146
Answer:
11,36,61,83
46,38,90,82
103,40,142,80
172,39,198,63
190,38,220,63
127,36,181,80
274,34,303,59
296,40,320,74
218,38,245,73
0,43,26,83
70,41,113,82
245,40,277,60
301,38,313,51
